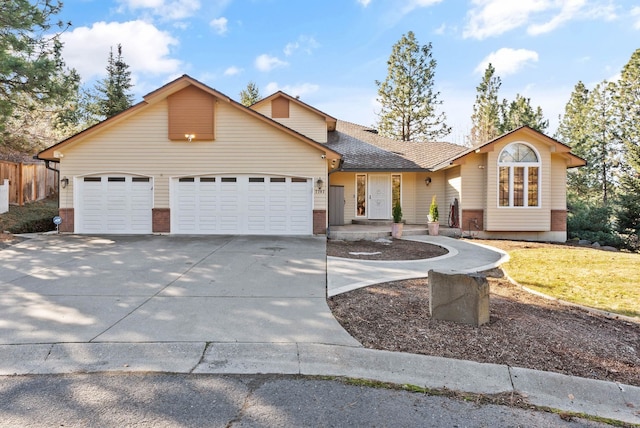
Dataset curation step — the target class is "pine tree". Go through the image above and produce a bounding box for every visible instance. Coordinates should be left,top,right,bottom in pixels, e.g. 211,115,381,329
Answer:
0,0,78,151
586,81,622,206
94,44,134,118
614,48,640,247
375,31,450,141
469,63,501,146
240,81,261,106
556,81,593,199
499,94,549,134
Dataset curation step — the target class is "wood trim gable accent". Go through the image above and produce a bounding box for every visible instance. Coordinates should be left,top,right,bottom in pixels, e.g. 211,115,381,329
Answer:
271,96,290,118
168,85,215,141
38,74,342,162
253,91,337,131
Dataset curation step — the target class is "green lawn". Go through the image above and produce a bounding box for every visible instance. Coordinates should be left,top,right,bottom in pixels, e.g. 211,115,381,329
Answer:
503,247,640,318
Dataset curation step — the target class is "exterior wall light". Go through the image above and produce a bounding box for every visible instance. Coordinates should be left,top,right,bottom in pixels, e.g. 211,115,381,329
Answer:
425,177,432,186
316,178,324,190
185,134,195,142
61,177,69,188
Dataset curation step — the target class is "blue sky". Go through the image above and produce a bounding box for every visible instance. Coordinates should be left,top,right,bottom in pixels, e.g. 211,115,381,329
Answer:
58,0,639,144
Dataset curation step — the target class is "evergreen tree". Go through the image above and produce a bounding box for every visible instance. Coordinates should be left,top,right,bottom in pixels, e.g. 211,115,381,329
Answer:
94,44,134,118
585,81,622,206
469,63,501,146
556,81,593,199
240,81,261,106
0,0,78,151
614,48,640,248
375,31,450,141
499,94,549,134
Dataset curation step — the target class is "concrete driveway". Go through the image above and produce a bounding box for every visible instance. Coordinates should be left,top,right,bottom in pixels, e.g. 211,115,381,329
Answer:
0,234,359,346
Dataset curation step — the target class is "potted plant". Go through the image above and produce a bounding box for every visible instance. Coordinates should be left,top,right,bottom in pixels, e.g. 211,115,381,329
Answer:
428,195,439,236
392,201,403,238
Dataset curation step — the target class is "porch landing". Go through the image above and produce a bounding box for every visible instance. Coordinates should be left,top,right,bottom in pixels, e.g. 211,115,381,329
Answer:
327,222,462,241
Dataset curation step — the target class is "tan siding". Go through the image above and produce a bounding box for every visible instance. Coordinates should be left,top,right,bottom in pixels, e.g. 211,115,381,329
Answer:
329,172,356,223
459,153,486,212
251,102,270,117
259,102,327,142
485,138,551,231
445,166,462,207
414,172,446,224
58,100,327,211
550,155,567,209
400,173,416,223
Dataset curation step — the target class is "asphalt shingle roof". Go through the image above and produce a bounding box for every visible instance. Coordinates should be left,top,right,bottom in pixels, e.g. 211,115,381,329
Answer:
326,121,468,171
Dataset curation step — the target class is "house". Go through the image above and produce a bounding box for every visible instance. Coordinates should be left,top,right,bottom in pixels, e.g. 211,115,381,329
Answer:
38,74,585,242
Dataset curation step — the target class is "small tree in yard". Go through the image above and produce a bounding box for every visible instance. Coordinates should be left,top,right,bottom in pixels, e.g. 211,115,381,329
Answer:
429,195,439,222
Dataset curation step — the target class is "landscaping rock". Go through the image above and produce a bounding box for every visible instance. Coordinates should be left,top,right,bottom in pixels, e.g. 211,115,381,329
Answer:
600,246,619,252
429,269,490,327
578,240,592,246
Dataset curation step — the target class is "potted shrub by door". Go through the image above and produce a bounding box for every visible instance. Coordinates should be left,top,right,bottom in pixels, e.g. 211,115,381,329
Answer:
428,195,439,236
392,201,403,238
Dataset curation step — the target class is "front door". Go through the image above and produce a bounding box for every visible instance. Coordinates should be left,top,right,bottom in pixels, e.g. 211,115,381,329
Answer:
368,174,390,219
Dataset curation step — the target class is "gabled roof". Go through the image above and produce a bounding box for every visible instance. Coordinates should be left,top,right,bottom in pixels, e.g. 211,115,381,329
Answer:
251,91,337,131
327,121,467,171
38,75,341,161
435,125,587,169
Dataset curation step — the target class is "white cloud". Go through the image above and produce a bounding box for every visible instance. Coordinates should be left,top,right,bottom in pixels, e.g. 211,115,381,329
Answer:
463,0,549,39
527,0,585,35
265,82,320,98
61,21,181,81
464,0,617,39
434,23,447,35
633,6,640,29
209,17,228,35
254,54,288,72
475,48,539,76
283,35,320,56
223,66,242,76
117,0,201,20
357,0,371,6
401,0,443,14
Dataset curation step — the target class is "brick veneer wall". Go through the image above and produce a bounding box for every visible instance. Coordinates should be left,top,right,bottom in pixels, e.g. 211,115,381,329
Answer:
313,209,326,235
152,208,171,233
461,209,484,232
551,210,567,231
58,208,74,233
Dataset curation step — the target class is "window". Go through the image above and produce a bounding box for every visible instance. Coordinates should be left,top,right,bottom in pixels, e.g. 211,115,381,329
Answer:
498,143,540,208
392,174,401,208
356,174,366,216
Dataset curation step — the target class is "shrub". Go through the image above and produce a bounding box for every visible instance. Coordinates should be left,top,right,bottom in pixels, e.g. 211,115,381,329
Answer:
567,197,623,247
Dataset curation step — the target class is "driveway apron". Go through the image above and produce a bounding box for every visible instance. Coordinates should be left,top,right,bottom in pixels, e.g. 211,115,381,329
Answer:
0,235,359,347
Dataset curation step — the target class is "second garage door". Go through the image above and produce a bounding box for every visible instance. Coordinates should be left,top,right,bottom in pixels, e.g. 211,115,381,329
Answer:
171,175,312,235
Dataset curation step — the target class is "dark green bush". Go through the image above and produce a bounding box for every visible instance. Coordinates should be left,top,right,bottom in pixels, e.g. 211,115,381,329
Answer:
567,197,623,247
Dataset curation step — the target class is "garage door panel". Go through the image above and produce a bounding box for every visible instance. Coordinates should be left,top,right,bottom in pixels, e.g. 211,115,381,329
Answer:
78,175,152,234
172,175,312,235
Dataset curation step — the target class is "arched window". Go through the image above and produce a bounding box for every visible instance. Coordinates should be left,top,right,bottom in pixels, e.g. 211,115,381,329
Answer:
498,143,540,208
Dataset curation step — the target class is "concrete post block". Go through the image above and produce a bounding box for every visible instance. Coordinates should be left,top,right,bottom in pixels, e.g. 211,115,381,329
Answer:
429,269,490,327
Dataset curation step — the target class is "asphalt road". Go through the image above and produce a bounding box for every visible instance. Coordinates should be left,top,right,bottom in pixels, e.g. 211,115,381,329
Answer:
0,373,607,427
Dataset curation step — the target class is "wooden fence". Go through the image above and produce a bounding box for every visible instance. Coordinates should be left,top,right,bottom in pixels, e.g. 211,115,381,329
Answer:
0,160,58,206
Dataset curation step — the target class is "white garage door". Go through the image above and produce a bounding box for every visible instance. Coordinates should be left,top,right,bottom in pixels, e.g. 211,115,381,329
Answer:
172,175,312,235
77,175,153,234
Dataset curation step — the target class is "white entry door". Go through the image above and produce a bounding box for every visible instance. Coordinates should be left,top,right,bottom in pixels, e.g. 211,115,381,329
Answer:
368,174,390,219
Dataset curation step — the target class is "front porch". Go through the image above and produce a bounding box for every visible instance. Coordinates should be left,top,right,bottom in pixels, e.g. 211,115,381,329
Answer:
327,221,462,241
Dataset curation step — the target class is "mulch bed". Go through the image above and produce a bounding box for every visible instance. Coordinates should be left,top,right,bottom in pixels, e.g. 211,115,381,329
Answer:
327,238,448,260
327,240,640,387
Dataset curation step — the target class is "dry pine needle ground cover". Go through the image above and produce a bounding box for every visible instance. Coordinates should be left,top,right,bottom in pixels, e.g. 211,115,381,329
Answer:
327,239,640,387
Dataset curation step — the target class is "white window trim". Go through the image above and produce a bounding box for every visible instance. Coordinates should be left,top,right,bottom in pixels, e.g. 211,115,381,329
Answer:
497,143,541,209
